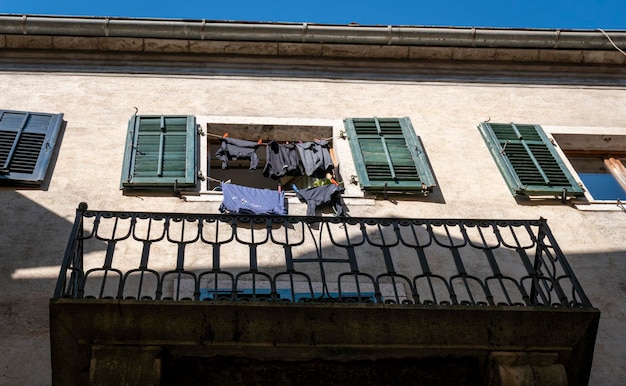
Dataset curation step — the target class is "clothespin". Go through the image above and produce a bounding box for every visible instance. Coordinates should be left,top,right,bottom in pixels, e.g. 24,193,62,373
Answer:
326,173,339,186
257,138,263,144
223,132,229,138
277,184,282,192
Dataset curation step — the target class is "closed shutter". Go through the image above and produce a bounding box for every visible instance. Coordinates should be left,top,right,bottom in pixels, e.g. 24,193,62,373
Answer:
121,115,196,188
478,122,583,196
0,110,63,185
344,117,435,192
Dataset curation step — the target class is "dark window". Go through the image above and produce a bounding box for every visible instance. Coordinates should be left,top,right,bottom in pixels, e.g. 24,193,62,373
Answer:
203,123,335,192
200,287,376,302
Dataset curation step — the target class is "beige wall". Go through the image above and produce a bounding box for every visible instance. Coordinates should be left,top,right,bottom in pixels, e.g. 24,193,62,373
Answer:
1,71,625,384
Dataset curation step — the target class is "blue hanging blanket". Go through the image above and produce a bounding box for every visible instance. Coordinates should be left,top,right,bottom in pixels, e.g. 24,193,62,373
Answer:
220,183,286,215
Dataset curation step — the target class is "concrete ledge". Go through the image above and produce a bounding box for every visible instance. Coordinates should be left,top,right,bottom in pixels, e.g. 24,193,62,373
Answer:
52,36,99,51
50,299,599,385
90,346,161,386
487,352,568,386
2,33,624,65
144,38,189,53
98,36,144,51
278,42,324,57
322,43,410,59
5,34,53,49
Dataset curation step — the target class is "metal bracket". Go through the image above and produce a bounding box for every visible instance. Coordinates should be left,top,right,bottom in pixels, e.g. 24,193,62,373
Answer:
500,140,510,155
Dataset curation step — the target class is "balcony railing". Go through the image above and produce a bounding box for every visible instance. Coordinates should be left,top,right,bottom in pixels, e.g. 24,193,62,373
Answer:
53,202,592,308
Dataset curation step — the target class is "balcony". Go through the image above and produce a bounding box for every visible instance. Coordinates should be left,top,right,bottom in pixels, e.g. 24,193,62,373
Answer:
50,203,599,385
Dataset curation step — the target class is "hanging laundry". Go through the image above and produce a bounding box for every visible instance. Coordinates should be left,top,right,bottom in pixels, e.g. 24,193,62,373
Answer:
263,140,302,179
220,183,286,215
215,137,261,170
293,184,346,217
295,140,334,178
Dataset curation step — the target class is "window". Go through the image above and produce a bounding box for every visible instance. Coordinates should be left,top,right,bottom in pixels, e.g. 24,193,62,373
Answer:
0,109,63,185
199,287,377,302
121,116,362,202
343,117,435,193
552,133,626,201
201,121,338,193
196,279,394,303
478,122,584,197
120,115,197,189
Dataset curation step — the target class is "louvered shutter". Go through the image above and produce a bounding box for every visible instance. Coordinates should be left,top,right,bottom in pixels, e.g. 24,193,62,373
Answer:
121,115,196,188
0,110,63,185
344,117,435,192
478,122,583,196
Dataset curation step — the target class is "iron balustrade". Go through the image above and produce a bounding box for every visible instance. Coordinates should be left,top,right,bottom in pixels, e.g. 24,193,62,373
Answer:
53,202,592,308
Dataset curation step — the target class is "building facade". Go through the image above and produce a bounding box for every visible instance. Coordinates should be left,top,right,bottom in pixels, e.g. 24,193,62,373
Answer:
0,15,624,385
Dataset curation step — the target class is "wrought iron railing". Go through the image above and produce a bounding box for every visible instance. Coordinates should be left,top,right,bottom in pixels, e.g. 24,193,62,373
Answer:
53,203,592,307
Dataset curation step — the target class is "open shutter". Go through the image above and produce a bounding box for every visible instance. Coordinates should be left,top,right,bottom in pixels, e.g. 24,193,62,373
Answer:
344,117,435,192
121,115,196,188
478,122,583,196
0,110,63,185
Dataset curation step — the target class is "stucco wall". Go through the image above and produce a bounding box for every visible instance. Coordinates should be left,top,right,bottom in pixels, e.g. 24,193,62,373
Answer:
1,70,625,385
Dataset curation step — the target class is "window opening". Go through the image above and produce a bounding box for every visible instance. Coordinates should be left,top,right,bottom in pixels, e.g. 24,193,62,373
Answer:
199,287,376,302
204,123,337,193
567,157,626,200
552,133,626,201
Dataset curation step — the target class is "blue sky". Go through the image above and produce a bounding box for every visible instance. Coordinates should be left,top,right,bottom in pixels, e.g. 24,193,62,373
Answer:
0,1,625,30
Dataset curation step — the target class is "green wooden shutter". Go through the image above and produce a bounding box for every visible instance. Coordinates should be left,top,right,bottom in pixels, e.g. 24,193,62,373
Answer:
121,115,196,188
0,110,63,185
478,122,583,196
344,117,435,192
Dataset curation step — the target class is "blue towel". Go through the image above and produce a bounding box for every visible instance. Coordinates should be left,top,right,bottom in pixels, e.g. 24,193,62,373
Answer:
220,183,286,215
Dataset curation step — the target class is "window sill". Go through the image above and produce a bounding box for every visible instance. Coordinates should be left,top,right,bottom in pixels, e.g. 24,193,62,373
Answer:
181,191,376,206
571,200,626,211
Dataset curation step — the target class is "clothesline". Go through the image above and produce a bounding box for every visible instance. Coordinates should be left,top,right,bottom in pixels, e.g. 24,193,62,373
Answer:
206,175,225,184
204,131,333,143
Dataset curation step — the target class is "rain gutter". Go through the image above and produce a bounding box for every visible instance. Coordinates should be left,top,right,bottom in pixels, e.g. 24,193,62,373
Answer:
0,14,624,51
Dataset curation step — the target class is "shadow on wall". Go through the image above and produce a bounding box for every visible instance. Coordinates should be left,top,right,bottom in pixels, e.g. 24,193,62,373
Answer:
0,192,106,284
0,191,107,384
